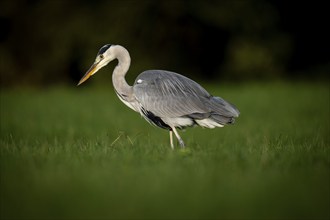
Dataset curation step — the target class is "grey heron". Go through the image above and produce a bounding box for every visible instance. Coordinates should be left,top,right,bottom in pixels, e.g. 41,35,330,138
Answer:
78,44,239,149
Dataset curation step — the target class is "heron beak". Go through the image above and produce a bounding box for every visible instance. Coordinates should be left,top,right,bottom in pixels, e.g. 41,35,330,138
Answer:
77,63,98,86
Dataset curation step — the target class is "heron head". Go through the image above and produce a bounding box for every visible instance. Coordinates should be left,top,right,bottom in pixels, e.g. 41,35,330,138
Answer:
77,44,116,86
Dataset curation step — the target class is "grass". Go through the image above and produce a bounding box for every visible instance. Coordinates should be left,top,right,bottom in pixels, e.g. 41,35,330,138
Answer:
0,82,329,220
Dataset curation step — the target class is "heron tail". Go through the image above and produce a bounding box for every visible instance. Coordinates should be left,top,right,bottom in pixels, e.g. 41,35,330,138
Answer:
207,96,240,125
186,96,240,128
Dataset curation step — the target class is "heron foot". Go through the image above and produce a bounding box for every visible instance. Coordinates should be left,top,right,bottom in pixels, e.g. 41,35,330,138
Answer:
179,139,185,148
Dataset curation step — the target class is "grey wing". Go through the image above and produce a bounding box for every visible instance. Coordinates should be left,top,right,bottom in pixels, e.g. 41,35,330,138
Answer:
133,70,210,118
133,70,238,119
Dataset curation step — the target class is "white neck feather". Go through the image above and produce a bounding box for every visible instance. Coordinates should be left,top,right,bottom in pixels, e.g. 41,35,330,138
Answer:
110,45,139,111
112,45,133,99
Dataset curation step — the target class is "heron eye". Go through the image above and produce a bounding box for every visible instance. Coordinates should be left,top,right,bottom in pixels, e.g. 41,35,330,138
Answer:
100,54,104,59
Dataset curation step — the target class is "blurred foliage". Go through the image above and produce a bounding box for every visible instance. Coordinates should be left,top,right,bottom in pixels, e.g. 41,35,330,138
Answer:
0,0,328,87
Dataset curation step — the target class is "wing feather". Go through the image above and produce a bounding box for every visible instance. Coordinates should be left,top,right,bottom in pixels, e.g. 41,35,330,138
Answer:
133,70,210,118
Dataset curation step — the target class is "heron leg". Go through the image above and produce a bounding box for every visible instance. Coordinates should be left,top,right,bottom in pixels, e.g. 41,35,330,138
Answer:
169,130,174,149
171,127,185,148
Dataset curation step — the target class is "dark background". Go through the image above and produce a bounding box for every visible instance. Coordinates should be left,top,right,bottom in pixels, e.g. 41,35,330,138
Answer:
0,0,329,87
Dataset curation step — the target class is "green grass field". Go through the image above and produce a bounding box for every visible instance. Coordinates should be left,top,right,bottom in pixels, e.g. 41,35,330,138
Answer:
1,82,329,220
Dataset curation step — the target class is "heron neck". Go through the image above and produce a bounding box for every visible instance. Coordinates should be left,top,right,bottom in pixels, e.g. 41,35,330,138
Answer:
112,46,133,100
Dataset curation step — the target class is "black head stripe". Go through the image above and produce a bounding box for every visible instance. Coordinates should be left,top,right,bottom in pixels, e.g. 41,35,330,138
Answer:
98,44,112,55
